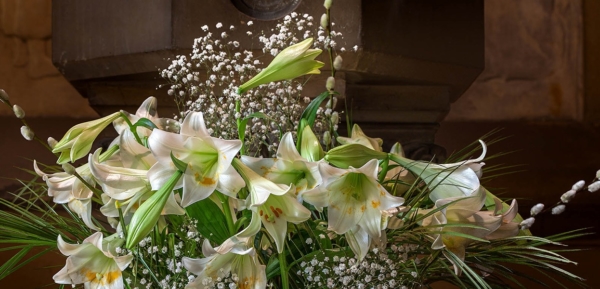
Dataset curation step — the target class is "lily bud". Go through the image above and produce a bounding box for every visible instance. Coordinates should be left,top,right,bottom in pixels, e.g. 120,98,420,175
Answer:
530,203,544,216
572,180,585,191
322,131,331,145
326,76,335,91
560,190,576,203
0,89,9,103
20,126,34,141
551,204,566,215
324,0,333,9
237,38,324,94
300,125,324,162
333,55,343,70
12,105,25,118
52,111,121,164
331,111,339,124
320,13,328,29
519,217,535,230
126,170,184,248
61,163,77,175
325,143,388,169
47,137,58,149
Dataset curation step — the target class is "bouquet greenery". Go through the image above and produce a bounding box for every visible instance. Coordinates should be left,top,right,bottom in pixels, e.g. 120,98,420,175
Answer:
0,2,596,289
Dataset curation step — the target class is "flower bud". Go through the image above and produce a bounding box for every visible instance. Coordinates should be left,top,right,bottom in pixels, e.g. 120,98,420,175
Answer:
320,13,329,29
20,126,34,141
588,181,600,193
331,111,339,124
53,111,121,164
237,38,324,94
324,0,333,9
325,143,388,169
572,180,585,191
551,204,566,215
326,76,335,91
61,163,77,175
47,137,58,149
0,89,9,103
530,203,544,216
333,55,343,70
322,131,331,145
519,217,535,230
300,125,324,162
127,170,184,248
560,190,576,203
12,105,25,118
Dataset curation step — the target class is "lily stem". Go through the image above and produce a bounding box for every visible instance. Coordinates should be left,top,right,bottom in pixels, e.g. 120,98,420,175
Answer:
119,111,144,146
279,248,290,289
217,191,236,236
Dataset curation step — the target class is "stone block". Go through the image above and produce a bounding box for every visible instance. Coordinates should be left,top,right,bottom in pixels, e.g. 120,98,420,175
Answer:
10,36,27,66
447,0,583,121
13,0,52,38
27,39,58,78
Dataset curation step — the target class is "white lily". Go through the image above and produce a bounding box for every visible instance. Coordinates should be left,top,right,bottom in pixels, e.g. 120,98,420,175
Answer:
147,112,245,207
89,148,185,218
183,239,266,289
486,198,520,240
113,96,179,137
337,124,383,152
302,160,404,259
253,192,311,253
232,158,293,207
34,161,99,231
389,140,487,202
54,232,133,289
420,187,503,274
241,132,321,196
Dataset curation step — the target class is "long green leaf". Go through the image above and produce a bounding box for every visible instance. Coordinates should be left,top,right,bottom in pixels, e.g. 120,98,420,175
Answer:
185,198,230,244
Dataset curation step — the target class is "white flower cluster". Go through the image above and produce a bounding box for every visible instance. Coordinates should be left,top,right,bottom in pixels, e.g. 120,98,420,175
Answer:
126,219,202,289
160,12,346,156
190,270,239,289
298,245,422,289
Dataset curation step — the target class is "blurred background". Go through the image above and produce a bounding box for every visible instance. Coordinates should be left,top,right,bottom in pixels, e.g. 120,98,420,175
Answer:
0,0,599,288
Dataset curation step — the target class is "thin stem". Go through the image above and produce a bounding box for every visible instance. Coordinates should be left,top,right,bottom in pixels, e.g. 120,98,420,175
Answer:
378,156,390,183
279,248,290,289
119,111,144,146
118,207,128,238
217,191,236,236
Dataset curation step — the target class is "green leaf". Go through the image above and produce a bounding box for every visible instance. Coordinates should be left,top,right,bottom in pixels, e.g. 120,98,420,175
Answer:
170,152,188,173
132,117,159,131
186,198,230,244
301,91,330,127
266,254,281,279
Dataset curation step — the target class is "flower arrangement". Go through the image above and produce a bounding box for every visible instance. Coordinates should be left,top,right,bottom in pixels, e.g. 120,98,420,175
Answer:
0,2,597,289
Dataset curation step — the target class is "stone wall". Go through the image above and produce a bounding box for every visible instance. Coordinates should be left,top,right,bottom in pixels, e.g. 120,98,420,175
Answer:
0,0,587,121
0,0,97,118
446,0,583,121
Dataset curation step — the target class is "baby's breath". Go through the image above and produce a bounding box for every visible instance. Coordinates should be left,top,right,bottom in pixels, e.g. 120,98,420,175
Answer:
160,12,346,156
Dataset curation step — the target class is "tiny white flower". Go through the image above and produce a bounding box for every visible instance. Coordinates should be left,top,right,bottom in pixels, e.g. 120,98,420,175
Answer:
561,190,577,203
552,204,566,215
530,203,545,216
572,180,586,191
